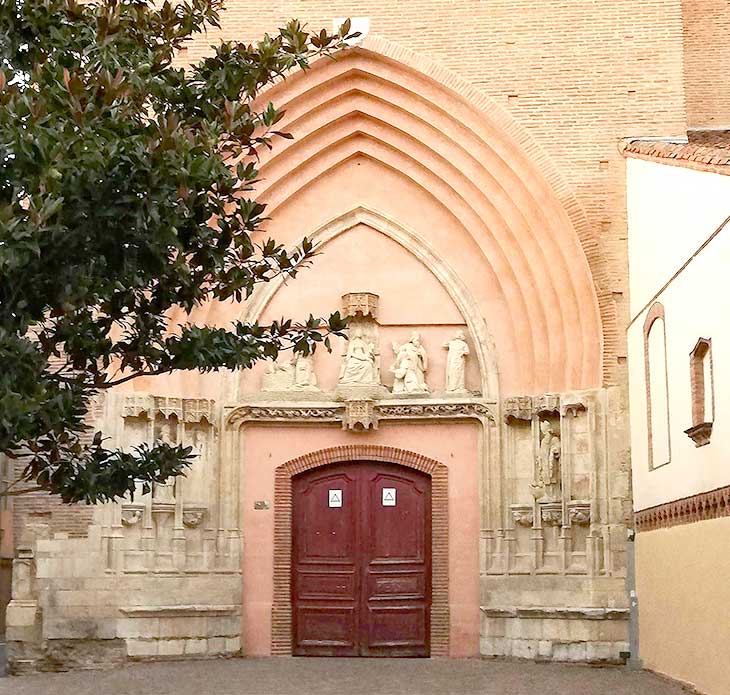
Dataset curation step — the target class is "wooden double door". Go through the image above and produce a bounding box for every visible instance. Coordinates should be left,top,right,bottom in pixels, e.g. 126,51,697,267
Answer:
292,461,431,657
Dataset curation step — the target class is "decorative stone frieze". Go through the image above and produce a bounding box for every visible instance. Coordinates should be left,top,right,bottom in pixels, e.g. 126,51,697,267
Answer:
377,402,495,420
227,400,497,426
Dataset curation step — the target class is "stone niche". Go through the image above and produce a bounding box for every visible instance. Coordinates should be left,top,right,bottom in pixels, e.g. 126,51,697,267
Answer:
480,388,630,663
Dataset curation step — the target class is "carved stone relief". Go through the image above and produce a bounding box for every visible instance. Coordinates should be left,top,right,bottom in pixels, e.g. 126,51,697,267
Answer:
183,509,205,529
531,419,562,502
443,330,470,393
262,353,320,392
390,333,429,394
339,329,379,386
121,506,144,527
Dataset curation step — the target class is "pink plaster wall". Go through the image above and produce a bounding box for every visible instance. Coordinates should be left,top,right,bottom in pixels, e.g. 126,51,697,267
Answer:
239,422,481,658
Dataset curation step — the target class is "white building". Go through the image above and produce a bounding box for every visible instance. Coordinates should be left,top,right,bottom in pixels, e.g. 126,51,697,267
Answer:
624,139,730,695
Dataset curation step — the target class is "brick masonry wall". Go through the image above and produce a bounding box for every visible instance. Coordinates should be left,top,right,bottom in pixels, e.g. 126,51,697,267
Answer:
12,459,94,544
682,0,730,128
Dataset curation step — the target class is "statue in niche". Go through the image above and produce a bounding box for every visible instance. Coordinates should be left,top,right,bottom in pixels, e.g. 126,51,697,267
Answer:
390,333,429,394
531,419,562,501
339,329,378,385
190,428,208,464
443,330,470,392
152,421,176,503
292,353,319,391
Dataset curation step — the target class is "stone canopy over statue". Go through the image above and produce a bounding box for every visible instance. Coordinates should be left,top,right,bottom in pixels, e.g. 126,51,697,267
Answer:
531,419,562,501
390,333,429,394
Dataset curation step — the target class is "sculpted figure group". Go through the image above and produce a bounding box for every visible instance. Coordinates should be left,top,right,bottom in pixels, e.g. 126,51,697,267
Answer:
262,328,470,396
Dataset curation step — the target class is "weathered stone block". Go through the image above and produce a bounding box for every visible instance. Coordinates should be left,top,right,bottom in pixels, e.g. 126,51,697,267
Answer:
586,641,613,662
567,642,587,662
127,639,159,657
184,638,208,655
117,617,160,639
207,637,226,654
538,640,553,658
225,636,241,653
6,601,38,627
158,639,185,656
511,639,538,660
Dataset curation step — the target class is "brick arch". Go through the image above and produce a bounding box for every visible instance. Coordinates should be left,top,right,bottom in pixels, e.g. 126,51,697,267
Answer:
272,445,449,656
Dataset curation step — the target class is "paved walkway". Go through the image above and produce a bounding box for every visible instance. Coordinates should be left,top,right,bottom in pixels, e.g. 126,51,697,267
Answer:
0,657,691,695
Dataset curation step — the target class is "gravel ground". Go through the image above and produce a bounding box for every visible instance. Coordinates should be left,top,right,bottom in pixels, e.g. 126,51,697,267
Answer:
0,657,693,695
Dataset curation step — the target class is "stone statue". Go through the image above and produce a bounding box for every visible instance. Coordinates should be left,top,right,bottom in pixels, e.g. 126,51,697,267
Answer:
292,353,319,391
261,359,294,391
443,330,469,392
153,422,176,503
531,419,561,501
339,329,378,385
390,333,429,394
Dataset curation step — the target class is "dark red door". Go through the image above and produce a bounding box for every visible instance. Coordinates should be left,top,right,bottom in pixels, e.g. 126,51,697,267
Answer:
292,461,431,657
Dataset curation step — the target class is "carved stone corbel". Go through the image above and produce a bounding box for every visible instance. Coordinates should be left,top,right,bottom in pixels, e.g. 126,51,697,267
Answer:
183,507,206,529
510,505,534,527
342,399,378,432
121,505,144,527
540,503,562,526
568,503,591,526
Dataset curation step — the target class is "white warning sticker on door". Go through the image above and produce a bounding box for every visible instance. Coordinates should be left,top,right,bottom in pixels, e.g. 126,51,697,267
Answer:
328,489,343,508
382,488,396,507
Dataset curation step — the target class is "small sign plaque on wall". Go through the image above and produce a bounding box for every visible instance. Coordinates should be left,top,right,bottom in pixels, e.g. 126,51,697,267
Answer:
382,488,396,507
328,489,343,508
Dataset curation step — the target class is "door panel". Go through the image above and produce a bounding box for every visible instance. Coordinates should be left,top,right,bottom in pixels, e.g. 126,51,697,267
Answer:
292,469,359,655
292,461,431,657
360,465,430,657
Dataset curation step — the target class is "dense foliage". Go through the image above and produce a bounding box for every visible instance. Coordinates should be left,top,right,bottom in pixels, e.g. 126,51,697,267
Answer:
0,0,353,503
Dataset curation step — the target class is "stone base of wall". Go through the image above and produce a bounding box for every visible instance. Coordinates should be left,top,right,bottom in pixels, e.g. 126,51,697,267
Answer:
480,607,629,664
7,638,127,674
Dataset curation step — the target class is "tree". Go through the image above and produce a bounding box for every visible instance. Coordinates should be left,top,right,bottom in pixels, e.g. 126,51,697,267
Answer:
0,0,354,504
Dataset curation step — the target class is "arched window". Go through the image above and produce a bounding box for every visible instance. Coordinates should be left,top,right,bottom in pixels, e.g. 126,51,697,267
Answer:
685,338,713,447
644,303,670,469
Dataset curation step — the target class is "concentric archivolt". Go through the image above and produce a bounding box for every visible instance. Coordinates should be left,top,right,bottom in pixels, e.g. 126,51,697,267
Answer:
166,36,609,397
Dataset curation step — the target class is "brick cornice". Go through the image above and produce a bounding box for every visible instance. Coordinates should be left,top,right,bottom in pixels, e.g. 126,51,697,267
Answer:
620,139,730,176
635,484,730,532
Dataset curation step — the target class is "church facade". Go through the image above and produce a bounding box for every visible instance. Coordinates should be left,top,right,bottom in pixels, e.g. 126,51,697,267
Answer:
3,0,727,676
